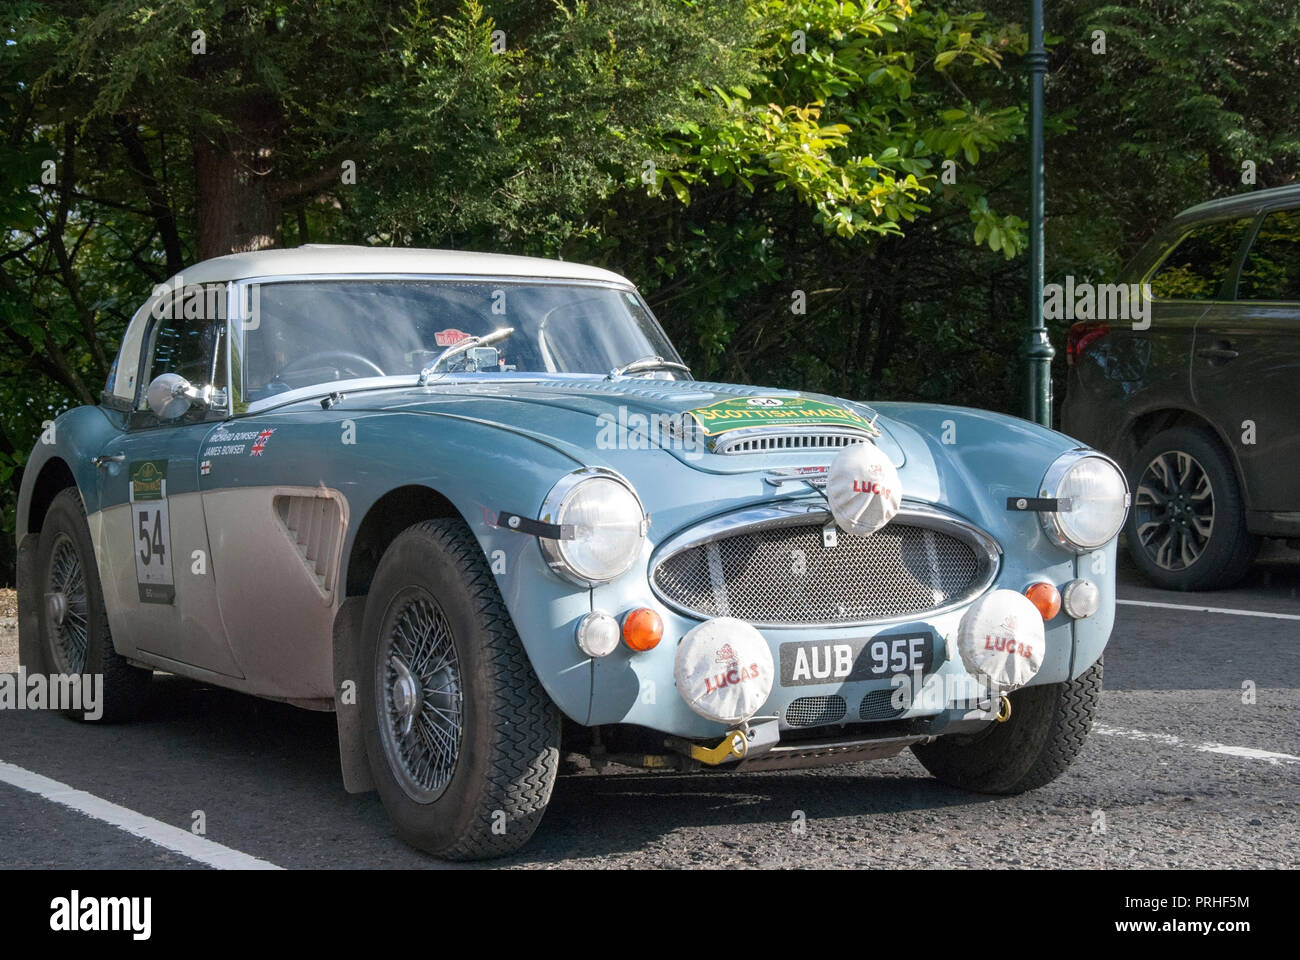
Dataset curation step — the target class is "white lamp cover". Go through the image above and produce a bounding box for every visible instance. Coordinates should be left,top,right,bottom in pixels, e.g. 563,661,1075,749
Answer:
826,441,902,536
957,589,1046,691
674,618,774,725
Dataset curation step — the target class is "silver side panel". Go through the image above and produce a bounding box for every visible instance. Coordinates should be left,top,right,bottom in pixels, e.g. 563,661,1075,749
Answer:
91,497,244,678
201,485,349,699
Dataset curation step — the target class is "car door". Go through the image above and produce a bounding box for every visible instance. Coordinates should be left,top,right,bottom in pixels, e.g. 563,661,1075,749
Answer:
1134,216,1257,428
192,278,349,702
1192,206,1300,516
92,287,244,678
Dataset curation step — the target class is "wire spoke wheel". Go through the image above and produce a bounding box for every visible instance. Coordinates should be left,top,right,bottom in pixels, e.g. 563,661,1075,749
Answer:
376,589,464,803
1133,450,1215,571
44,532,88,674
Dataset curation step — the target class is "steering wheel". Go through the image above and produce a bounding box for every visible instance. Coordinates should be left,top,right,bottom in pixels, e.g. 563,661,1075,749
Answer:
274,350,386,383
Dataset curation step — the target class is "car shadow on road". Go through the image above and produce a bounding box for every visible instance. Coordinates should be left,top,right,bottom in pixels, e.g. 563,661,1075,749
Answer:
498,766,992,867
1116,542,1300,608
3,672,998,867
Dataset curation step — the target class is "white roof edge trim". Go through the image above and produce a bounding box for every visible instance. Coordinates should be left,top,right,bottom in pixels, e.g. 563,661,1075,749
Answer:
110,255,640,402
157,247,633,287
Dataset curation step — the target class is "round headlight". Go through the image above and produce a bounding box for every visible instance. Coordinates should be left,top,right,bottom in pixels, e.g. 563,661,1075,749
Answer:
540,469,646,585
1040,453,1130,552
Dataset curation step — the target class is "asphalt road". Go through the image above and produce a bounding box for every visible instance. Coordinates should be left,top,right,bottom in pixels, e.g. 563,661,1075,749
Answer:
2,550,1297,870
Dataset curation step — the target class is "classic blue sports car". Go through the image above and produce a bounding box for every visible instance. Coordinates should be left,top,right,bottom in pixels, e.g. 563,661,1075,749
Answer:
17,246,1129,859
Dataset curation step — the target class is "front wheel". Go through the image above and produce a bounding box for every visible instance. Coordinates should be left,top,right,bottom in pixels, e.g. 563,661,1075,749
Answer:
911,658,1103,794
359,518,560,860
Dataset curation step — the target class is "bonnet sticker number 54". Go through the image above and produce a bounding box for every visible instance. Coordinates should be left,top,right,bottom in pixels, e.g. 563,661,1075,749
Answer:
128,460,175,604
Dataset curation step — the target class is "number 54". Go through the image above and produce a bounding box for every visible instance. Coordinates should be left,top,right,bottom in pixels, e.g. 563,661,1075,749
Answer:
138,509,166,564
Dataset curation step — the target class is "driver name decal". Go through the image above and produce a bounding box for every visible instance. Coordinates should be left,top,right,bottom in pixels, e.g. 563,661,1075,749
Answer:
202,427,273,458
128,459,175,604
685,396,879,437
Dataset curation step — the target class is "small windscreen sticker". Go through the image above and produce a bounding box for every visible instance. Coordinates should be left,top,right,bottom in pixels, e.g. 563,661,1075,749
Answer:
434,329,472,347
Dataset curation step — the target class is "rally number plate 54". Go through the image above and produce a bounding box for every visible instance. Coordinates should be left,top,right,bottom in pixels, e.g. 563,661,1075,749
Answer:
779,632,933,687
128,459,175,604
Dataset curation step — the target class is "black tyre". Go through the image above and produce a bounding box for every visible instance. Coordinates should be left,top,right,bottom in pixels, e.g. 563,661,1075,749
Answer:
359,518,560,860
34,488,151,722
1125,424,1258,591
911,658,1102,794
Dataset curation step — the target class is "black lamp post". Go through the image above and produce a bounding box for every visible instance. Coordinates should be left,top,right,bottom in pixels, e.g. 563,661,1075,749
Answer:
1022,0,1054,426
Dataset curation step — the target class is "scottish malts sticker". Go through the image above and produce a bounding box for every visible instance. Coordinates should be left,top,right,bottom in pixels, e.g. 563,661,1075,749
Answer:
685,396,879,437
128,459,174,604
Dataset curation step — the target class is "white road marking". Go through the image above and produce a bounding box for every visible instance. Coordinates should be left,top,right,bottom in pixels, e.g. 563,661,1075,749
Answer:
0,759,282,869
1117,598,1300,621
1093,725,1300,766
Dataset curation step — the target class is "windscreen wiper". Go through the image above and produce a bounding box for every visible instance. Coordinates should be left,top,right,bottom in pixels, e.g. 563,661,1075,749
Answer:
606,355,693,380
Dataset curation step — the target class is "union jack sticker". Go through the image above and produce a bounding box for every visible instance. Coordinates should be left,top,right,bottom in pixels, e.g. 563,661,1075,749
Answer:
200,460,211,476
250,428,275,456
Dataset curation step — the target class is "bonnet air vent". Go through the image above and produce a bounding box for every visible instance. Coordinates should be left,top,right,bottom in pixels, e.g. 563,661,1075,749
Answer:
711,428,871,455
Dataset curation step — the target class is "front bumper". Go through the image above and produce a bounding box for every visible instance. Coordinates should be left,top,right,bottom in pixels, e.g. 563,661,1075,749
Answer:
585,535,1115,741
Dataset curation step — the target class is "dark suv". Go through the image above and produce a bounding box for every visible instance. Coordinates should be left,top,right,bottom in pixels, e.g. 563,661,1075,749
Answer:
1062,184,1300,591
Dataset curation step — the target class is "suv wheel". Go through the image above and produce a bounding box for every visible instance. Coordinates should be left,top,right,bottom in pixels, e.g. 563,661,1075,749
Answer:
1125,424,1258,591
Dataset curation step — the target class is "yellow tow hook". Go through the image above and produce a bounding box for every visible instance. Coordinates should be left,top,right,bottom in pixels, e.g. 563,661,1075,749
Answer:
995,696,1012,723
688,728,749,765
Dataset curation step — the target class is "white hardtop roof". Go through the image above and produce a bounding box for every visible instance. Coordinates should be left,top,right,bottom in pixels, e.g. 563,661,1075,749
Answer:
109,245,635,404
167,244,633,286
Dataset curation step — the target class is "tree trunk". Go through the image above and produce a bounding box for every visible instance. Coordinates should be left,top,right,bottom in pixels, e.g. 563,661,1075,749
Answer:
193,94,283,261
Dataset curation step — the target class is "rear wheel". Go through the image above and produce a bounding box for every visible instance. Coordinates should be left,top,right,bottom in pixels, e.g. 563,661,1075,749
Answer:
360,518,560,860
1125,425,1258,591
34,488,151,721
911,658,1102,794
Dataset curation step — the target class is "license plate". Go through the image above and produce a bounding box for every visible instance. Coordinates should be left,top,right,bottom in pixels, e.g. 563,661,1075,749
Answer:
779,632,934,687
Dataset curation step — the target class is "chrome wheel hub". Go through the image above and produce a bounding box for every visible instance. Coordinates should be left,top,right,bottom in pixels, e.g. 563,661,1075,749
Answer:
46,591,68,626
376,592,464,804
44,534,88,674
1134,450,1215,571
389,656,422,737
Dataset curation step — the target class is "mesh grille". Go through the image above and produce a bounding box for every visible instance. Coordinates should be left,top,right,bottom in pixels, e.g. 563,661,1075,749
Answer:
653,521,981,625
786,696,847,727
859,688,904,721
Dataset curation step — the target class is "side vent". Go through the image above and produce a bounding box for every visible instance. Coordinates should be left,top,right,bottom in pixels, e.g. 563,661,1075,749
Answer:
274,494,345,596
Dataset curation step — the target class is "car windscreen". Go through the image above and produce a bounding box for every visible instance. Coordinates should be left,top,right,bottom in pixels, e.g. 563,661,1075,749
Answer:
239,278,682,402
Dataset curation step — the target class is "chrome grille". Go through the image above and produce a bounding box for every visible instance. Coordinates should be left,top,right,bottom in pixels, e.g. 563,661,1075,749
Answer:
786,696,847,727
652,510,994,626
859,688,903,721
714,432,867,455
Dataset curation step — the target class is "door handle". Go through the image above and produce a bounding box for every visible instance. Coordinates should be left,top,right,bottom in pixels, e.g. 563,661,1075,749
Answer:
1196,345,1239,361
93,453,125,468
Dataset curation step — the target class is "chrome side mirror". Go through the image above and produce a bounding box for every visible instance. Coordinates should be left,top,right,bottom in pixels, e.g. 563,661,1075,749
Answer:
147,373,224,420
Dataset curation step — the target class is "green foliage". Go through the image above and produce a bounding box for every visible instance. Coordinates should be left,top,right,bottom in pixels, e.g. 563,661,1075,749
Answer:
651,0,1026,250
2,0,1297,588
